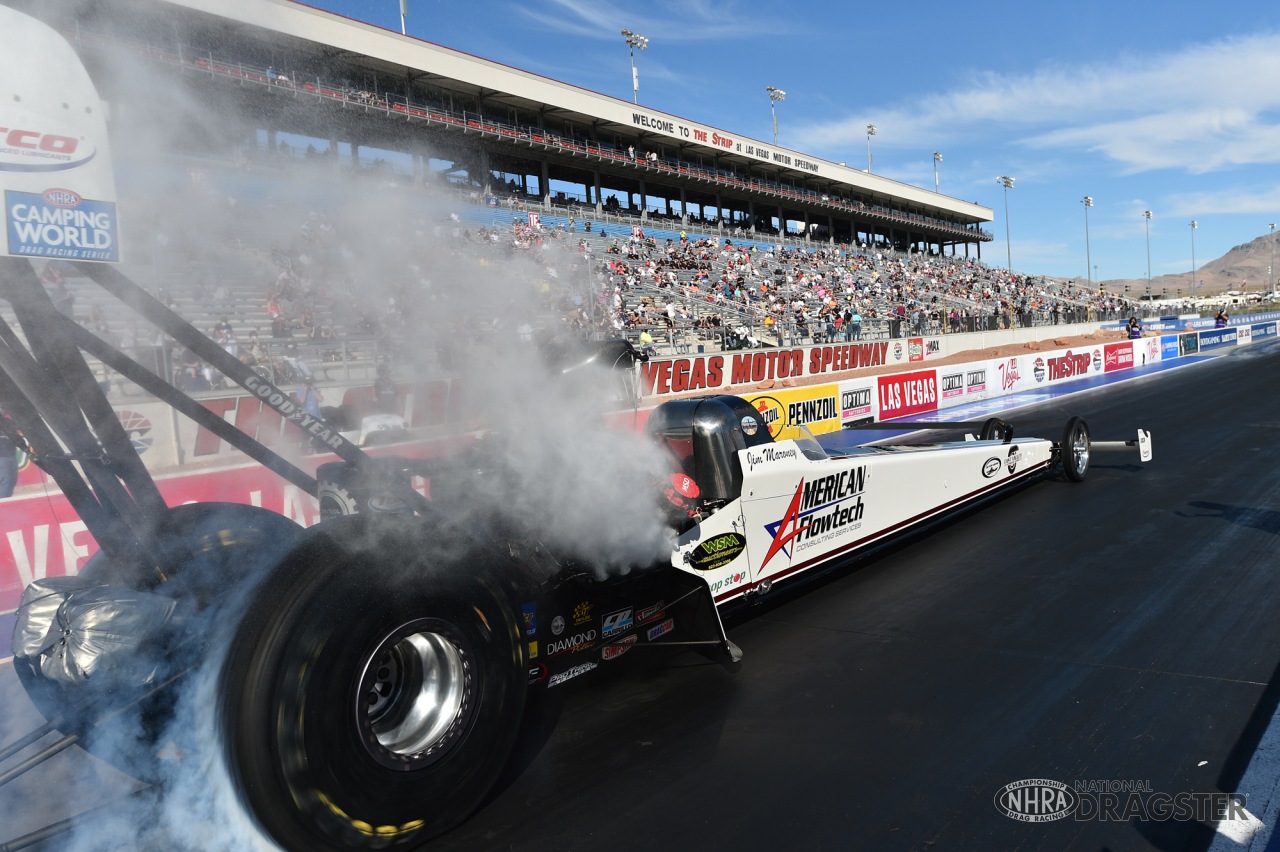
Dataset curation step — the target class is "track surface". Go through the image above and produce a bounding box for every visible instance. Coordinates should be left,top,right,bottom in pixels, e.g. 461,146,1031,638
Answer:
428,340,1280,852
2,341,1278,850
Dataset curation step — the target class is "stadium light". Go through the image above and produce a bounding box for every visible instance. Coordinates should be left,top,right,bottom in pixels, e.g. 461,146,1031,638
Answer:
996,176,1015,270
1082,196,1093,286
767,86,786,146
866,124,876,172
1189,220,1197,288
1143,210,1153,299
1270,223,1277,300
933,151,942,193
621,29,649,105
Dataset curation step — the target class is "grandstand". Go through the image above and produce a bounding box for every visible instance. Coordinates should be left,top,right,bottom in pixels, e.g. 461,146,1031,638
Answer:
0,0,1153,405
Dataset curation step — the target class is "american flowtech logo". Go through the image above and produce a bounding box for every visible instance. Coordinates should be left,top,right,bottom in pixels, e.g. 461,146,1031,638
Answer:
762,466,867,567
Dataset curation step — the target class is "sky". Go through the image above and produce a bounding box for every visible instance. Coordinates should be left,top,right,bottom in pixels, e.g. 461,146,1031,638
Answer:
308,0,1280,288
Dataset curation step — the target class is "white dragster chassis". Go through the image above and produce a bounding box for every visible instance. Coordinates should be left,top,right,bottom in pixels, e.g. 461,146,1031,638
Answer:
658,396,1152,610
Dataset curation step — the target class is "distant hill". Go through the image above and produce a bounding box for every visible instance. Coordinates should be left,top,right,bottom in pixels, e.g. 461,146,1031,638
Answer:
1097,229,1279,300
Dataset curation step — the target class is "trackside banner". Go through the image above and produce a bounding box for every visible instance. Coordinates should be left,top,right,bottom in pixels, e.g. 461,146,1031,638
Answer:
0,328,1263,622
637,337,944,397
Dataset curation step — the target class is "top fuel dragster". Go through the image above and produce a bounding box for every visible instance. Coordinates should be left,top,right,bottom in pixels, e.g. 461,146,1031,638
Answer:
0,6,1151,849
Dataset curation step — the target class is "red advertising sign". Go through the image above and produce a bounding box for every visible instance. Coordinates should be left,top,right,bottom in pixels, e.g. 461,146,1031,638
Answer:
1103,342,1134,373
876,369,939,419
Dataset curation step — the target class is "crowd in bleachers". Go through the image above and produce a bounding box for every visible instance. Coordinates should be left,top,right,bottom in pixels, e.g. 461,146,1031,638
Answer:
9,156,1163,414
587,228,1141,352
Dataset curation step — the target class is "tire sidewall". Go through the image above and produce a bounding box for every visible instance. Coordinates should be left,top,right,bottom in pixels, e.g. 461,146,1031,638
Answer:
221,516,527,849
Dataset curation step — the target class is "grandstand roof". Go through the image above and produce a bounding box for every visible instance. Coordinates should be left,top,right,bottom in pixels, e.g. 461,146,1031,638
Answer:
139,0,989,225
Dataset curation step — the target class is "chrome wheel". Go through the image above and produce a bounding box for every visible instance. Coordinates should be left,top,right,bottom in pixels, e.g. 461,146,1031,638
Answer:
1062,417,1091,482
357,619,475,769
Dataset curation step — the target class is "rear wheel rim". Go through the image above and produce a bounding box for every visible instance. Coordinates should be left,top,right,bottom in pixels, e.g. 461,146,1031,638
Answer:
1071,427,1090,475
356,619,475,770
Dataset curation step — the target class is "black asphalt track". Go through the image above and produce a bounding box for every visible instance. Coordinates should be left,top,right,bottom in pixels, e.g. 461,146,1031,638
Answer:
2,340,1278,851
428,339,1280,852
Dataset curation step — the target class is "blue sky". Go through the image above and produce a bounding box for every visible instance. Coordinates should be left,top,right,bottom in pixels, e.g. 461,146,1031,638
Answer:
311,0,1280,288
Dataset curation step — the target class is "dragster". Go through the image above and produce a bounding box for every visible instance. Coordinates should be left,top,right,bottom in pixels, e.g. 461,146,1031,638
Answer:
0,7,1153,850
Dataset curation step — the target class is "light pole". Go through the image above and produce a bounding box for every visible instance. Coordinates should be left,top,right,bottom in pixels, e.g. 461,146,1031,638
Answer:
933,151,942,193
1082,196,1093,286
767,86,786,146
866,124,876,172
620,29,648,105
996,176,1015,270
1189,220,1197,289
1143,210,1153,299
398,0,407,34
1270,223,1277,301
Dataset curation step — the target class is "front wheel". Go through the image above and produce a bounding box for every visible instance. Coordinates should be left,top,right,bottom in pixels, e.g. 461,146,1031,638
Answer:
1062,416,1091,482
219,515,528,850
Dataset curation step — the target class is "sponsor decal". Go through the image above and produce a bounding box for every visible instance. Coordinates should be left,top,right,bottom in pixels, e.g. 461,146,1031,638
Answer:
787,395,839,429
1047,351,1092,382
877,370,938,419
740,415,758,436
994,778,1248,824
115,409,153,454
551,615,565,636
840,386,873,420
6,188,118,262
601,607,633,637
892,341,904,361
0,119,96,173
547,629,597,656
908,338,924,362
752,397,785,439
708,570,748,594
762,466,868,567
1032,357,1046,383
571,600,592,627
940,372,964,399
602,634,638,661
966,369,987,394
1160,335,1179,360
669,472,699,499
1092,349,1103,371
1103,342,1134,372
528,641,538,659
548,661,598,688
1006,445,1022,474
744,444,799,472
646,618,674,641
1197,328,1238,351
636,601,666,624
1179,333,1199,356
689,532,747,571
997,358,1022,391
528,662,548,685
521,602,537,637
982,457,1002,478
993,779,1079,823
924,339,942,358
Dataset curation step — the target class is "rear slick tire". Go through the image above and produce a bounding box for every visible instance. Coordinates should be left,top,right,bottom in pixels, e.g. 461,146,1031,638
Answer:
218,514,527,851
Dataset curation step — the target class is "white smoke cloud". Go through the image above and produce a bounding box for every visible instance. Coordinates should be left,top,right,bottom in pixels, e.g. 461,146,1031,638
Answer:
2,14,678,850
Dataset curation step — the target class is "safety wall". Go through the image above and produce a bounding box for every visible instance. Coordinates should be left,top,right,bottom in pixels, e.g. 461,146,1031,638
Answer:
1,321,1276,618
